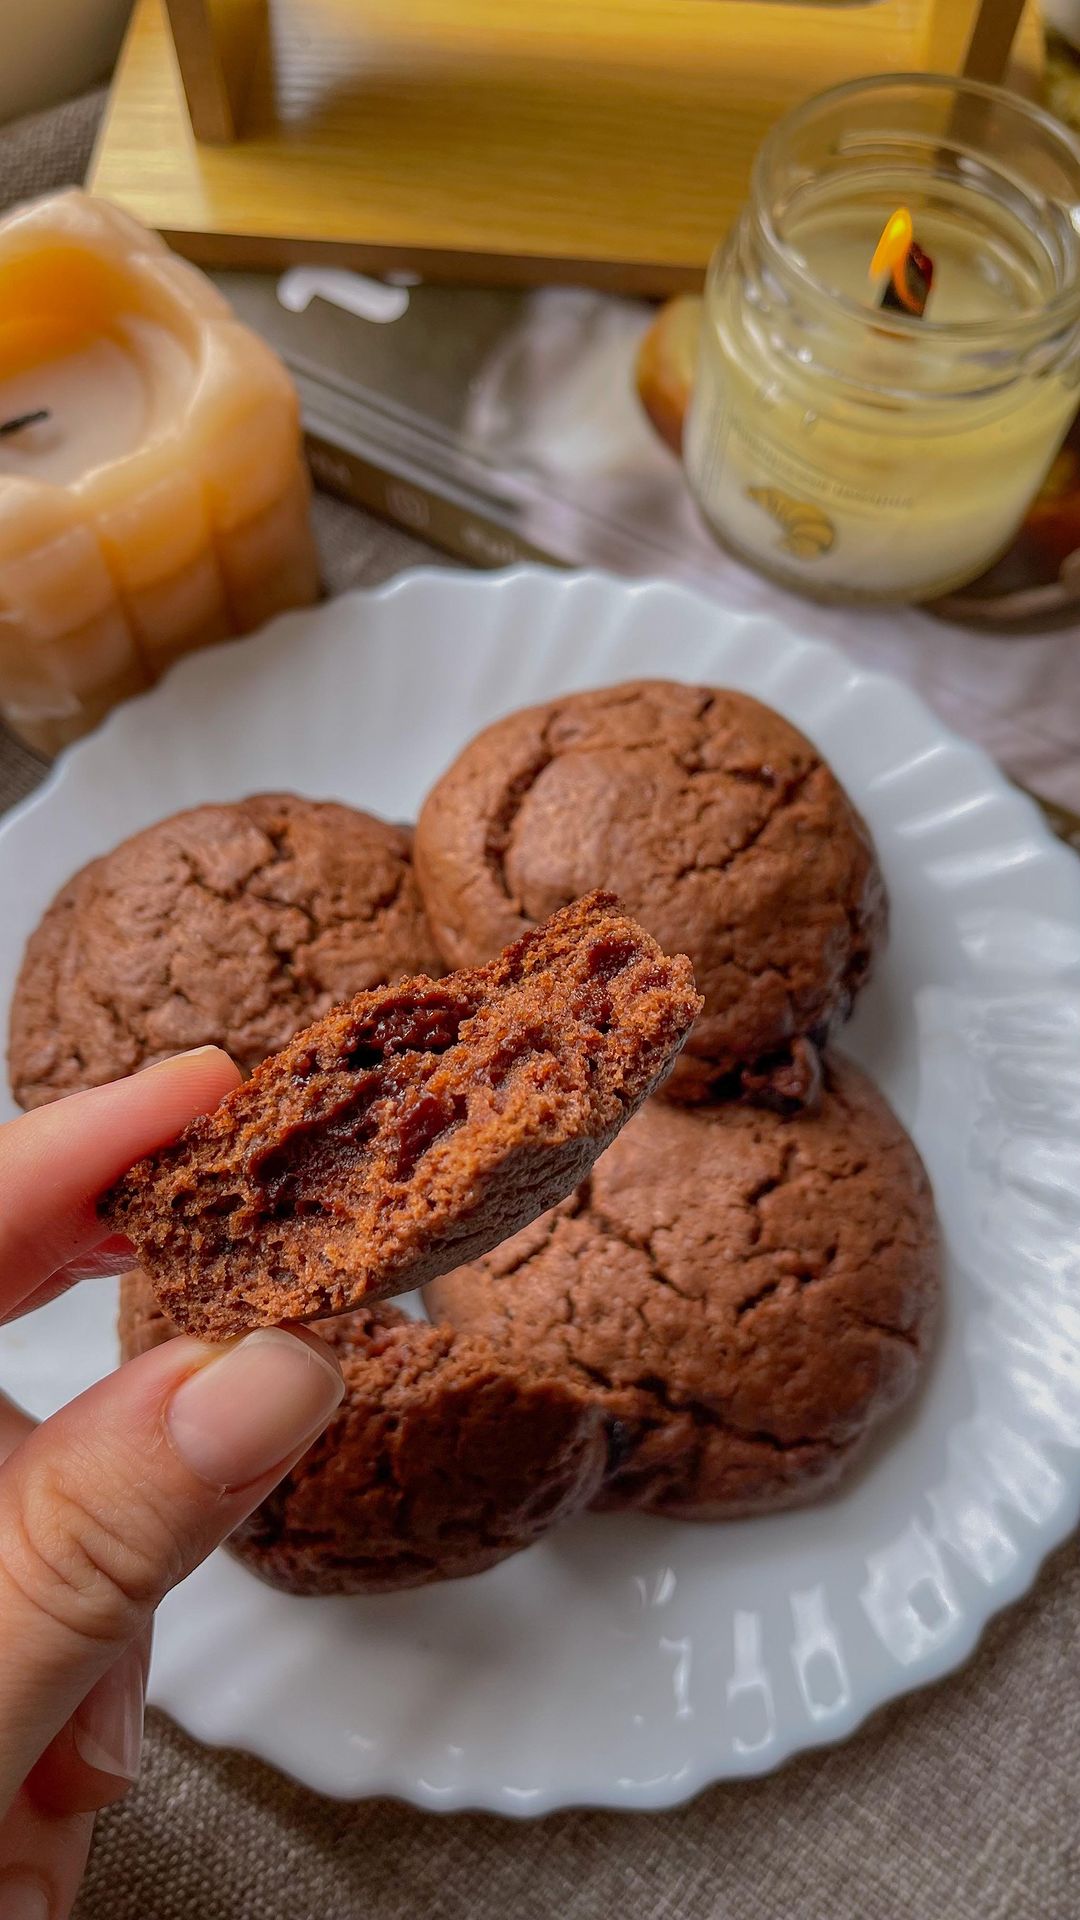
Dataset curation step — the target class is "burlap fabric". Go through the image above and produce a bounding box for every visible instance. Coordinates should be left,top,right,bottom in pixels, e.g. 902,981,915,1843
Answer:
0,89,1076,1920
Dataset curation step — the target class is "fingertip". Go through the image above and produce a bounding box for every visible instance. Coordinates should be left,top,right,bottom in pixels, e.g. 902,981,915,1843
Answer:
139,1045,242,1107
74,1044,241,1149
0,1051,244,1304
286,1321,345,1373
165,1325,345,1489
26,1631,150,1816
41,1046,241,1145
27,1727,136,1816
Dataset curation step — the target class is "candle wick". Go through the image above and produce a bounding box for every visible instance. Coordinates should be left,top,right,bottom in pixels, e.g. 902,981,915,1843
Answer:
0,409,51,437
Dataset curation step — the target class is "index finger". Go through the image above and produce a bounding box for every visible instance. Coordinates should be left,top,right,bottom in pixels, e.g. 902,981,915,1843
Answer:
0,1048,240,1317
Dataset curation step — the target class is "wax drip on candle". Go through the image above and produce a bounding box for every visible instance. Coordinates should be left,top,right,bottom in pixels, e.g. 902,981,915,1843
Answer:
0,410,50,437
871,208,934,318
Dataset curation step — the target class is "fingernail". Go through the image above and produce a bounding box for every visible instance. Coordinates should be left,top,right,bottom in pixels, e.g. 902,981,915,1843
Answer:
136,1046,224,1073
73,1638,145,1784
166,1328,344,1488
0,1873,50,1920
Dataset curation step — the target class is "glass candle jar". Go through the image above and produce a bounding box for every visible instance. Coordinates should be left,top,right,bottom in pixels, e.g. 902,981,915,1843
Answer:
684,75,1080,603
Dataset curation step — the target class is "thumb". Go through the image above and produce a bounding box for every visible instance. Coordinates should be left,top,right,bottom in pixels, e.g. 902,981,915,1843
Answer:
0,1325,343,1811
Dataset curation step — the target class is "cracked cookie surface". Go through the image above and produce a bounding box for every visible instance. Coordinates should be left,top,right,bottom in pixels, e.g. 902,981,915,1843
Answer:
415,681,886,1103
425,1056,941,1518
103,891,702,1337
119,1278,607,1595
9,793,444,1109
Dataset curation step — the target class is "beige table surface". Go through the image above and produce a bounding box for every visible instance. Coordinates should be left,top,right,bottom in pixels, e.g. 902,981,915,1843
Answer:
1,89,1078,1920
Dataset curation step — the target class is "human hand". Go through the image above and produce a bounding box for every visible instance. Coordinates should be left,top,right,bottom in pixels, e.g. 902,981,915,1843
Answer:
0,1050,345,1919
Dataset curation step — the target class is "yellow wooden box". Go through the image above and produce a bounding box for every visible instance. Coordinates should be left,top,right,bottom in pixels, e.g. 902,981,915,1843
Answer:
89,0,1040,294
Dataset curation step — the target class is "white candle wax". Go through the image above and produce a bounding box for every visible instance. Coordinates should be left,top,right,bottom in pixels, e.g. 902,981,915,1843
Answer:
0,322,195,488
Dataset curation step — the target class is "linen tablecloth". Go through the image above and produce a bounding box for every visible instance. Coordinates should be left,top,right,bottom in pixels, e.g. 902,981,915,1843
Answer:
1,90,1077,1920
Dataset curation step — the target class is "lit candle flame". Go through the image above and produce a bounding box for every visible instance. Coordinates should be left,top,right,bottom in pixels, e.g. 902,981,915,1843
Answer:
870,208,913,280
870,206,932,318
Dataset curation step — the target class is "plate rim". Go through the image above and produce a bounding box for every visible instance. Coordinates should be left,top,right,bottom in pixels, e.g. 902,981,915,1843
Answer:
0,564,1061,863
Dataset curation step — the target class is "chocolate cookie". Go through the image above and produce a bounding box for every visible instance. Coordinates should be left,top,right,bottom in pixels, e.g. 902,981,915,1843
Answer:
415,681,886,1103
103,892,701,1338
9,793,444,1109
118,1276,607,1594
426,1057,940,1518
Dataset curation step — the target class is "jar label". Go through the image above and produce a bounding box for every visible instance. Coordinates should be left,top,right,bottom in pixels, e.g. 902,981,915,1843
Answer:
693,393,919,563
683,366,1067,596
744,487,835,560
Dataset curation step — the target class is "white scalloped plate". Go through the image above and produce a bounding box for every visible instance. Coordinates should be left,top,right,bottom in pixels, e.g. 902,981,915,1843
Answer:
1,568,1079,1813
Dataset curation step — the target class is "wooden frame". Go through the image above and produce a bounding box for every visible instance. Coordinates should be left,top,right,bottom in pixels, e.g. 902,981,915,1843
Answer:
89,0,1042,294
164,0,265,142
164,0,1028,143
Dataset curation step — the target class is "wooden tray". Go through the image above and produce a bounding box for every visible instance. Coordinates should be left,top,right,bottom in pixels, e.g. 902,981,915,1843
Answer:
88,0,1041,294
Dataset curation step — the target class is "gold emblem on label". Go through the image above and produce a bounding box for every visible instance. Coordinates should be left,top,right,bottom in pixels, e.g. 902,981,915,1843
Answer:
746,488,835,559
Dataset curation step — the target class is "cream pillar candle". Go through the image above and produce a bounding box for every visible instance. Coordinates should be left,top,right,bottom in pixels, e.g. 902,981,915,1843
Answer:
0,192,319,754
